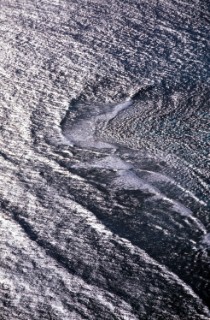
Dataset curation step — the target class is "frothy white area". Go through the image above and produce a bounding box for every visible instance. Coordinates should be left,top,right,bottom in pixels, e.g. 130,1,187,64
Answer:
113,169,159,193
73,155,132,170
66,100,132,148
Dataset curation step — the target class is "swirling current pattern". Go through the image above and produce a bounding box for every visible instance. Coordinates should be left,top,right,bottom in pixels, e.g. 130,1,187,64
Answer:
0,1,210,319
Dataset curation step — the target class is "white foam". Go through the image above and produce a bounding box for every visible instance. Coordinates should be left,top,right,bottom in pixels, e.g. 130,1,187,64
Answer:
74,155,132,170
113,170,161,194
97,100,132,123
65,100,132,149
92,155,132,170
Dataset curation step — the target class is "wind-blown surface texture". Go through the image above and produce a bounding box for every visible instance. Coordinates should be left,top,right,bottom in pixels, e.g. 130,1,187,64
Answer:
0,0,210,319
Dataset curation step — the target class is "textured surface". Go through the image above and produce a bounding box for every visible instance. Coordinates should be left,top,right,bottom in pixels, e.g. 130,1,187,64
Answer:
0,1,210,319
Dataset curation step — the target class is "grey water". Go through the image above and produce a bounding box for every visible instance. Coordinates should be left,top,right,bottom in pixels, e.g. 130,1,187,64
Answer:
0,0,210,319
